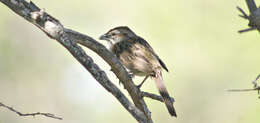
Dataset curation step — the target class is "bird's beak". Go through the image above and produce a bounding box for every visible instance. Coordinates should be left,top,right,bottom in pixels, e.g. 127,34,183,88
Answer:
99,34,109,40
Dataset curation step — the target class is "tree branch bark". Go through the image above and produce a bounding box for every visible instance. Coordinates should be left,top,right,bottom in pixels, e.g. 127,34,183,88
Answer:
0,0,154,122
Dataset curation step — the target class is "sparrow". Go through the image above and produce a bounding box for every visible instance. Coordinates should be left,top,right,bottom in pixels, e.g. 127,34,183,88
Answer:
99,26,177,117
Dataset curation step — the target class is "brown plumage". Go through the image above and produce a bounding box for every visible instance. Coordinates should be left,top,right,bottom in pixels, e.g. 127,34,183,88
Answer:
99,26,177,117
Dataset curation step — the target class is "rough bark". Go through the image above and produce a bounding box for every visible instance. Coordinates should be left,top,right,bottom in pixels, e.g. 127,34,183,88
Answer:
0,0,156,122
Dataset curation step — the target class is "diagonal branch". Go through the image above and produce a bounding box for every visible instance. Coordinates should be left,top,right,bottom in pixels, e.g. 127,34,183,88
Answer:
246,0,257,14
237,6,249,19
0,102,62,120
0,0,151,122
65,28,152,121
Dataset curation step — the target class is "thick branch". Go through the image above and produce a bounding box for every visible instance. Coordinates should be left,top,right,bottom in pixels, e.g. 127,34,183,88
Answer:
0,0,150,122
0,102,62,120
65,29,152,121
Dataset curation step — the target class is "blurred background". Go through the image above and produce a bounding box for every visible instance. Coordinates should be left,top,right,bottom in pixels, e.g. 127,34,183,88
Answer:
1,0,260,123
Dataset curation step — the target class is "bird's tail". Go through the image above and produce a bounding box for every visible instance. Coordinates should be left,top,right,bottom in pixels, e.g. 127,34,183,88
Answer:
152,70,177,117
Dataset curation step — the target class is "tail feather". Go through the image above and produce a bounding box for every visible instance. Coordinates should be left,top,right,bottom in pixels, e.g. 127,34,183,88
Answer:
152,70,177,117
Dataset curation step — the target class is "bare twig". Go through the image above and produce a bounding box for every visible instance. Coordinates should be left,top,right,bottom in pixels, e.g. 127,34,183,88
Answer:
227,88,259,92
238,27,257,33
141,92,175,103
237,6,249,19
252,74,260,87
227,75,260,98
0,102,62,120
0,0,151,122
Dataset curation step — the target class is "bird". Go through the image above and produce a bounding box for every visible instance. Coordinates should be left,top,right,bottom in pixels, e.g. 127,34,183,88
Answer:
99,26,177,117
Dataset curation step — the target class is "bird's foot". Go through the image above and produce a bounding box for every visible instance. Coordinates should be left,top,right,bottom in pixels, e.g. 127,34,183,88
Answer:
136,83,143,89
136,75,149,89
117,73,135,86
129,73,135,79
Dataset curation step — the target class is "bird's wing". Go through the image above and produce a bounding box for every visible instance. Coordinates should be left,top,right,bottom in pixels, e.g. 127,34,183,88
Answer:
135,37,169,72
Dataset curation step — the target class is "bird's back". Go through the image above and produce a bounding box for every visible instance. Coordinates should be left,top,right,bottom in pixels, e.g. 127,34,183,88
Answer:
112,37,167,76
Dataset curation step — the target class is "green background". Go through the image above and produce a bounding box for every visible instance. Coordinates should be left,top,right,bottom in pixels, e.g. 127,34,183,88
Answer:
0,0,260,123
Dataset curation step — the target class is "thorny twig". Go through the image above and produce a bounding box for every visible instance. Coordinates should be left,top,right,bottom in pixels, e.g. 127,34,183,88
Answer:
237,0,260,33
0,102,62,120
227,75,260,98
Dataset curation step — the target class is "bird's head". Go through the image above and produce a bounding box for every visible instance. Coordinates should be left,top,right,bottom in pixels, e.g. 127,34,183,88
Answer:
99,26,136,45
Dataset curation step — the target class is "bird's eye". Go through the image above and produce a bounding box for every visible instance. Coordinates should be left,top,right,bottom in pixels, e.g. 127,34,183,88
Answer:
111,33,116,36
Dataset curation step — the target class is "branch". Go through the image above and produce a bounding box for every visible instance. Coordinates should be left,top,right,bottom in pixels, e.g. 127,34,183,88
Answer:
238,27,257,33
237,0,260,33
0,102,62,120
227,75,260,98
65,29,153,121
0,0,151,122
141,92,175,103
227,88,260,92
246,0,257,14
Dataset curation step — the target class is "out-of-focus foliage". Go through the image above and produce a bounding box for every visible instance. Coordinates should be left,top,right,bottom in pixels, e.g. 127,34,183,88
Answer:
0,0,260,123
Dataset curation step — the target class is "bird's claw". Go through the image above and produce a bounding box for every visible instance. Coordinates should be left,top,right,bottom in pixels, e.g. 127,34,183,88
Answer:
129,73,135,79
118,80,122,86
136,83,142,89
